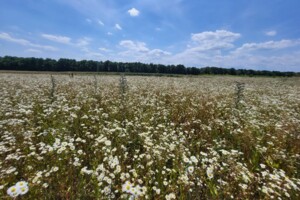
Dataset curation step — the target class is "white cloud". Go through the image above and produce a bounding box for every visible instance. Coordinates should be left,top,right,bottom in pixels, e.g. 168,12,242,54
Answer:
165,30,300,71
26,49,42,53
115,24,122,30
56,0,119,25
76,37,91,47
0,32,30,46
118,40,171,63
190,30,241,51
216,51,300,72
128,8,140,17
169,30,241,66
120,40,149,52
99,47,111,52
234,39,300,53
148,49,171,56
98,20,104,26
85,18,105,26
265,30,277,36
41,34,90,47
0,32,57,51
42,34,71,44
107,32,113,35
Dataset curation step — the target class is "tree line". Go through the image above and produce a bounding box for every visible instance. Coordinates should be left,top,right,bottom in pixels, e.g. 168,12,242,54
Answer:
0,56,297,76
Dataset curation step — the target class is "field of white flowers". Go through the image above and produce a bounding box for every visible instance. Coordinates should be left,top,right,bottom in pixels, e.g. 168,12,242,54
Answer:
0,73,299,199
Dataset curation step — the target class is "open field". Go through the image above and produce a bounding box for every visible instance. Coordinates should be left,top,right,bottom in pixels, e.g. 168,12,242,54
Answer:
0,73,300,199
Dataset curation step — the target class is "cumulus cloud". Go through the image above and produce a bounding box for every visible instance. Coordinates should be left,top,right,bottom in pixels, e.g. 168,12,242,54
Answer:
119,40,171,62
0,32,56,51
190,30,241,51
265,30,277,36
42,34,71,44
169,30,241,66
115,24,122,30
128,8,140,17
120,40,149,52
167,30,300,71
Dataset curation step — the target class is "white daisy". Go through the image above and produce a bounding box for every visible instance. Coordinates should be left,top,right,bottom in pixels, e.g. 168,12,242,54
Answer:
122,181,133,193
187,166,194,174
16,181,28,188
7,185,20,197
18,185,29,195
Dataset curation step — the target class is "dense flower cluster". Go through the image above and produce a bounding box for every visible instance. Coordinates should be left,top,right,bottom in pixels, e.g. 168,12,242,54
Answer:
0,73,299,199
7,181,29,197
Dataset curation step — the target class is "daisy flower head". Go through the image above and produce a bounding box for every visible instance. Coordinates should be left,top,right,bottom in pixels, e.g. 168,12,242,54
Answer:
134,185,143,196
260,164,266,169
18,185,29,195
165,192,176,200
190,156,198,164
206,166,214,179
187,166,194,174
129,186,137,195
183,157,190,163
7,185,20,197
16,181,28,188
122,181,133,193
105,140,111,146
141,186,147,195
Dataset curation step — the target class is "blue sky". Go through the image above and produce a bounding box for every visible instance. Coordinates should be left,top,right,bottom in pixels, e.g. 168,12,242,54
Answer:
1,0,300,71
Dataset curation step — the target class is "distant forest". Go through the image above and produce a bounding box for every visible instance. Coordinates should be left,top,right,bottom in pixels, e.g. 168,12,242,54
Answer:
0,56,298,76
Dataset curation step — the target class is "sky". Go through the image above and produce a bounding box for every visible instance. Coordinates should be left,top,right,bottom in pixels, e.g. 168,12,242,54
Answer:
0,0,300,72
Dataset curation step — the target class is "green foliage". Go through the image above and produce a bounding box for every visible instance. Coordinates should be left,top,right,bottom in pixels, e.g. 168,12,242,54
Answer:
0,56,297,76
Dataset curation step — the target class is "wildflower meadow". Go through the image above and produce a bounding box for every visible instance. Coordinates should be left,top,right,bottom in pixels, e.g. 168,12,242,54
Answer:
0,73,299,199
